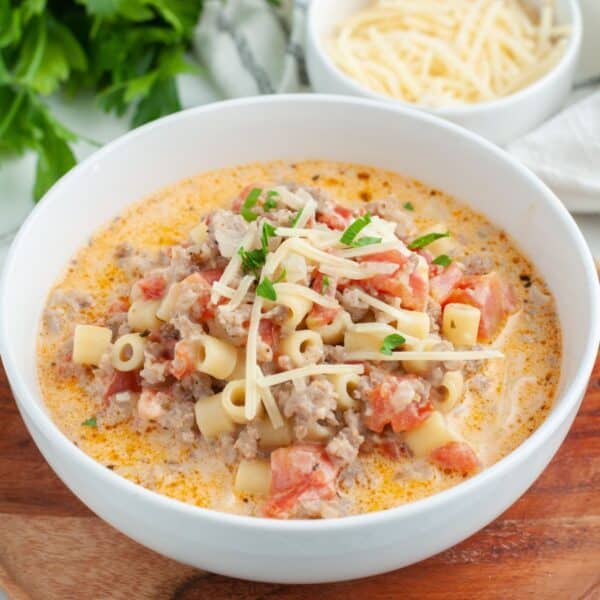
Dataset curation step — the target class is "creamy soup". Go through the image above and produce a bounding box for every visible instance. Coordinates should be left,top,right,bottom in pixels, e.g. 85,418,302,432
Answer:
38,160,561,519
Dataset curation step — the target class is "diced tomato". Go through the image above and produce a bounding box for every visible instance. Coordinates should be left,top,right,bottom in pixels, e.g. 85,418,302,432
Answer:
429,263,463,304
308,304,340,327
263,444,339,519
103,370,141,403
177,272,217,322
199,268,224,285
107,298,130,314
444,272,517,341
430,441,480,474
365,375,432,433
307,272,340,326
259,318,280,352
232,184,257,212
392,401,433,432
170,341,196,380
138,276,166,300
361,250,407,266
362,257,429,311
377,438,405,460
316,203,353,231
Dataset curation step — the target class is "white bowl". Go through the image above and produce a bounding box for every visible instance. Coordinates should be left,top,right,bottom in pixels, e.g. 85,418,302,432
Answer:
1,96,598,583
306,0,582,145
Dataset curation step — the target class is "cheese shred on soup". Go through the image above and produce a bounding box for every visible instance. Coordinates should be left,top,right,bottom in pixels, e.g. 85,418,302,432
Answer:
38,161,561,519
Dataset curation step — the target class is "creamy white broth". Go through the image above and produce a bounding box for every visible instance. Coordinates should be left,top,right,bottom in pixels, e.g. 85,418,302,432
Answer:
37,160,560,517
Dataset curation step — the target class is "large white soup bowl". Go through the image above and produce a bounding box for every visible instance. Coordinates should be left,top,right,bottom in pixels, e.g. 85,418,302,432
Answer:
1,95,598,583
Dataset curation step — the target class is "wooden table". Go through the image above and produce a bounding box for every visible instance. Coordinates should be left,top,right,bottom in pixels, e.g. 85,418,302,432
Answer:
1,358,599,600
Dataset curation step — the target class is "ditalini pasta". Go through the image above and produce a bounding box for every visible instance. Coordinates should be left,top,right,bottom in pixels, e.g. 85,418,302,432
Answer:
329,0,570,106
38,159,560,520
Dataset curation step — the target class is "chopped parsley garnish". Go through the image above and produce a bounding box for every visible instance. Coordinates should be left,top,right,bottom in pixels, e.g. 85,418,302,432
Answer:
352,236,382,247
238,247,266,276
432,254,452,267
403,202,415,211
256,276,277,301
240,187,262,222
274,268,286,283
82,417,97,427
408,231,450,250
264,191,279,211
322,275,330,293
261,222,277,249
340,212,372,245
239,222,277,276
380,334,406,356
290,208,303,227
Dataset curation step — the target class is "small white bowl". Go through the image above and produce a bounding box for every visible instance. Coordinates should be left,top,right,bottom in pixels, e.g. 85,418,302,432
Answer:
306,0,582,145
1,95,598,583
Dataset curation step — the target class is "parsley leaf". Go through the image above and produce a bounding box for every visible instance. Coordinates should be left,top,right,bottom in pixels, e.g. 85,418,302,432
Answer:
238,246,266,276
239,222,277,275
82,416,97,427
240,187,262,222
256,276,277,301
432,254,452,267
274,268,286,283
261,221,277,250
352,236,382,247
403,202,414,211
408,232,450,250
264,190,278,211
290,208,303,227
340,212,371,245
322,274,330,293
380,334,406,356
0,1,203,202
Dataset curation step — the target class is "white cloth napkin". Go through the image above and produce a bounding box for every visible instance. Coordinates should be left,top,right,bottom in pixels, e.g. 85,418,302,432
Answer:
194,0,600,212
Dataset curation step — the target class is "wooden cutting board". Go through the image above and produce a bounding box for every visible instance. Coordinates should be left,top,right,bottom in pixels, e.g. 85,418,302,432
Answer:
1,358,599,600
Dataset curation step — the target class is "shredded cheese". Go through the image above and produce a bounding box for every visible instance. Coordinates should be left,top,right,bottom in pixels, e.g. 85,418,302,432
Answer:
333,240,407,259
244,297,263,420
259,364,365,388
345,349,504,362
222,275,255,311
256,366,284,429
329,0,570,106
273,282,339,308
354,289,430,338
293,191,317,229
211,223,257,304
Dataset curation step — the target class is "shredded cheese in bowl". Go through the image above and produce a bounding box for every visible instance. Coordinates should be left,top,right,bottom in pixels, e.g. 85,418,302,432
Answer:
328,0,571,106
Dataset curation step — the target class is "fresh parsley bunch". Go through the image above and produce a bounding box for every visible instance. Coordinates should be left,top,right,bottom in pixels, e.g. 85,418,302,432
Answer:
0,0,203,201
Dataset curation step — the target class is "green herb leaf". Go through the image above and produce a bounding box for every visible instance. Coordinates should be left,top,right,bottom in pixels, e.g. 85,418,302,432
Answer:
403,202,414,211
82,416,97,427
264,190,278,211
322,274,330,293
408,231,450,250
240,187,262,222
340,212,371,245
290,208,303,227
256,276,277,301
352,236,382,248
380,333,406,356
274,268,286,283
261,221,277,250
432,254,452,267
238,246,266,276
0,0,204,202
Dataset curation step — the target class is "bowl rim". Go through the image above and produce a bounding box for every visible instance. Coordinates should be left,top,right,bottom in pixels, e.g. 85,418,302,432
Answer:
306,0,582,116
1,94,598,533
